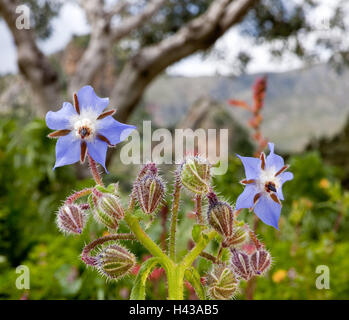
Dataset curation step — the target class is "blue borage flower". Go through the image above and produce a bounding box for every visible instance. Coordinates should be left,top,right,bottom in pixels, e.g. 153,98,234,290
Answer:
236,143,293,229
46,85,136,172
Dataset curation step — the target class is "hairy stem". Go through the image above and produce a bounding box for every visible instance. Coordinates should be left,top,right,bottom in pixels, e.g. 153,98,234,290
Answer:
169,171,182,261
195,194,204,224
88,154,104,186
200,251,217,263
246,215,259,300
65,188,93,205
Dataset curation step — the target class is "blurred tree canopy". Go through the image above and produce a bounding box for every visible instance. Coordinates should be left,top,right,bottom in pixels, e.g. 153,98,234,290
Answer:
0,0,348,121
22,0,62,39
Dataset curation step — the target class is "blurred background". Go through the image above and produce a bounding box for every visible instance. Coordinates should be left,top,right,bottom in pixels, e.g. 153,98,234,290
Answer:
0,0,349,300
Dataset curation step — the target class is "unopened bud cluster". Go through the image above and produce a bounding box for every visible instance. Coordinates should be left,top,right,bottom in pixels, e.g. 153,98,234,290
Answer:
230,247,271,281
54,156,275,299
203,191,271,299
205,247,272,299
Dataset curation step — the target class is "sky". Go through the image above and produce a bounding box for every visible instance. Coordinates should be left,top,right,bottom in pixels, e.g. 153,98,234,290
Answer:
0,0,345,76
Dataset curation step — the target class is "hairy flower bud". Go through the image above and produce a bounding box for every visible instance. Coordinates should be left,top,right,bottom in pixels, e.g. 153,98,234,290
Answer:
56,204,86,235
94,193,124,231
180,156,211,194
230,248,252,281
97,245,136,280
250,249,272,275
136,173,165,214
223,226,248,247
206,264,239,300
207,193,234,240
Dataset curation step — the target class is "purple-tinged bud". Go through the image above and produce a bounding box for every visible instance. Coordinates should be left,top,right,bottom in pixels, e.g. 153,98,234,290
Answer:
180,156,211,194
206,264,239,300
230,248,252,281
207,193,234,240
56,204,86,235
250,249,272,276
94,193,124,231
223,226,248,247
136,173,165,214
97,245,136,280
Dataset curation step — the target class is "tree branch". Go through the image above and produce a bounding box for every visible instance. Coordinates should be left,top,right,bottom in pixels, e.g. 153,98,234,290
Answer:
106,1,128,21
0,0,60,114
70,0,164,94
77,0,105,26
112,0,164,41
111,0,260,122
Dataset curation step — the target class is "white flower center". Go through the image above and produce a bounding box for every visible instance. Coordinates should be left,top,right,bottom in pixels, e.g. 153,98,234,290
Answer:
257,167,281,194
70,108,99,141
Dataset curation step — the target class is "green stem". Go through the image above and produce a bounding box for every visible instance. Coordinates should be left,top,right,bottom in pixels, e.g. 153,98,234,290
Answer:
125,207,216,300
181,230,217,269
166,264,185,300
169,171,181,261
124,212,170,264
124,211,182,299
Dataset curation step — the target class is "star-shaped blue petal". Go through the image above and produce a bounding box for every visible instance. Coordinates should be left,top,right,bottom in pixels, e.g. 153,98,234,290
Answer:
236,143,293,229
46,85,136,172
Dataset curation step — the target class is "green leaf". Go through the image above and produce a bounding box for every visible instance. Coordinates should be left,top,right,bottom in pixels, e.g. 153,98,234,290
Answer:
130,258,161,300
192,224,202,243
192,224,208,243
184,267,206,300
95,185,112,193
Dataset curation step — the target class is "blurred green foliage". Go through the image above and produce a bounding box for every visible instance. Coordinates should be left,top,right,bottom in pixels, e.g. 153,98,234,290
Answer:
1,115,349,300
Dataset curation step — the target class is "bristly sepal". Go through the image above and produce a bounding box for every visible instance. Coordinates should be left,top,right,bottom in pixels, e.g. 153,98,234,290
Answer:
250,249,272,276
207,192,234,242
97,244,136,280
206,264,239,300
92,190,124,231
56,204,86,235
136,165,165,214
180,156,211,194
230,248,253,281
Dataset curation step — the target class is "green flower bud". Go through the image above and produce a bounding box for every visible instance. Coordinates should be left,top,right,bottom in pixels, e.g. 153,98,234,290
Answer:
180,156,211,194
93,192,124,231
207,192,234,240
97,245,136,280
136,173,165,214
206,264,239,300
223,226,248,247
